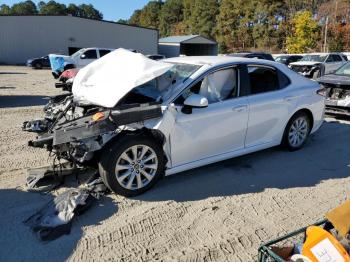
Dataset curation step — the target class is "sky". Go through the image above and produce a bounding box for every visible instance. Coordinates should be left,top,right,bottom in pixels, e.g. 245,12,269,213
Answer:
2,0,151,21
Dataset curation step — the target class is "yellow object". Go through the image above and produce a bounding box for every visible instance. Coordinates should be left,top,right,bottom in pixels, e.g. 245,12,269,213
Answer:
302,226,350,262
92,112,105,122
326,200,350,238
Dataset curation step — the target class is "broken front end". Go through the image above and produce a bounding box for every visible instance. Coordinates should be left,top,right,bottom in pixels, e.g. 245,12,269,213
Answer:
323,84,350,116
28,102,163,165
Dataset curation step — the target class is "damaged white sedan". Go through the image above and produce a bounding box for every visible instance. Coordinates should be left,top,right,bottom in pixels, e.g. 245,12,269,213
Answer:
27,49,325,196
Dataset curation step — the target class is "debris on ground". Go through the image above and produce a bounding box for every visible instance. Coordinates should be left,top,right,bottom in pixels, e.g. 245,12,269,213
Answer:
24,177,108,242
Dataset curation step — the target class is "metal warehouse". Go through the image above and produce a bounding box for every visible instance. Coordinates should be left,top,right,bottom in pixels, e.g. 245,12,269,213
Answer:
0,15,158,64
159,35,218,58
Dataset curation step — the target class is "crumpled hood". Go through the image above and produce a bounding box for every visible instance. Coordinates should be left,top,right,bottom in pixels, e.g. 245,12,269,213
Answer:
290,61,320,66
317,74,350,87
72,48,174,108
49,54,74,74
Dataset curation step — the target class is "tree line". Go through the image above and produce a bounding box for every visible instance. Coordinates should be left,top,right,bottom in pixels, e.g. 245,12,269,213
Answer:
1,0,349,53
123,0,350,53
0,0,103,20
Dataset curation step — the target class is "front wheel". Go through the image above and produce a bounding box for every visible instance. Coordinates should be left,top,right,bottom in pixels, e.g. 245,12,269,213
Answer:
98,135,165,196
282,112,311,151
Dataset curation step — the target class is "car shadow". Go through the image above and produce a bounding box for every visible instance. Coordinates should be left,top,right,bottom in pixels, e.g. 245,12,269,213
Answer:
0,95,50,108
0,86,16,89
0,72,27,75
0,188,117,262
136,119,350,202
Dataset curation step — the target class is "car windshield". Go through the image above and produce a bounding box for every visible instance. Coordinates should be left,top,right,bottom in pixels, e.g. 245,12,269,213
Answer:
335,62,350,76
71,49,85,59
300,55,327,62
131,62,202,102
275,56,288,62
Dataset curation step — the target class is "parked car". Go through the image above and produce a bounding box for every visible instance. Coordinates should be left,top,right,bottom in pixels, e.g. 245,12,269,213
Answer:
49,48,115,78
227,52,275,61
289,53,348,79
26,55,51,69
25,49,325,196
147,54,166,60
274,54,303,66
317,62,350,116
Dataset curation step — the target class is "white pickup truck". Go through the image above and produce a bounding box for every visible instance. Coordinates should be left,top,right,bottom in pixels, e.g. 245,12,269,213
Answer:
49,48,115,78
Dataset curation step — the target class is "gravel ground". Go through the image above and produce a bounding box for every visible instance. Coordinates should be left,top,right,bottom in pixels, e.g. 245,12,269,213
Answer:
0,66,349,262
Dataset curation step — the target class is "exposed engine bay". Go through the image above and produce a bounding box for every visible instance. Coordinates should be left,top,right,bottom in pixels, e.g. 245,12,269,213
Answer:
324,85,350,116
290,63,324,79
23,49,177,193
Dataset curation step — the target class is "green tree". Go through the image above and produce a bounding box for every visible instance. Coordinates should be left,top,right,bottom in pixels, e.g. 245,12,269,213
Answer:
138,1,163,29
159,0,184,36
11,0,37,15
66,4,80,17
189,0,218,39
0,4,12,15
39,1,67,15
286,11,320,53
129,9,142,25
117,19,129,24
78,4,103,20
216,0,242,52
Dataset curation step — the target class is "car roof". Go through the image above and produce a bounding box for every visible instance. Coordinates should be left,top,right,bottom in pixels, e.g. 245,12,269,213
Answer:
164,55,279,67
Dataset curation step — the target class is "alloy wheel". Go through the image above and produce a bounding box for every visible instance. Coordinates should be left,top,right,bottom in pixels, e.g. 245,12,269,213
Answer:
115,145,158,190
288,117,309,147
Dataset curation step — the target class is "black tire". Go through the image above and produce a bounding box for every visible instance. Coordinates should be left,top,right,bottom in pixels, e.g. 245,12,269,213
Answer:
282,111,311,151
34,62,42,69
64,64,75,71
312,69,320,79
98,134,165,196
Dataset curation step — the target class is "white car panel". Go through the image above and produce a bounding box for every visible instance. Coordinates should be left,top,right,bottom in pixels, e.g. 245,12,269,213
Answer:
170,97,249,167
245,89,296,147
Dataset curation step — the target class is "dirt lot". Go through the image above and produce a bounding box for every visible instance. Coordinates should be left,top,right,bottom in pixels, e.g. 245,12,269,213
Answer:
0,66,349,262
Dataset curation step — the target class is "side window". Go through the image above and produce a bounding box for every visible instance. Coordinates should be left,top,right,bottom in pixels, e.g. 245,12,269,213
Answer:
247,66,279,95
174,68,238,105
279,71,291,88
326,55,335,62
82,50,97,59
342,55,348,61
333,55,342,62
99,49,111,57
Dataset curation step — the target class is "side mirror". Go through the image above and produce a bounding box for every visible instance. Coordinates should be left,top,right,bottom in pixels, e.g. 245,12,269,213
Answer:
80,54,86,59
182,94,208,114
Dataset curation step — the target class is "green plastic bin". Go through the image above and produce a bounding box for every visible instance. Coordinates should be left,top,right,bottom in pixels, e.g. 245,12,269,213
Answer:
258,220,327,262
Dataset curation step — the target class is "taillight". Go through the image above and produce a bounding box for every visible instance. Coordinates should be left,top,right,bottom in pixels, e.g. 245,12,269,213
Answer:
316,88,327,97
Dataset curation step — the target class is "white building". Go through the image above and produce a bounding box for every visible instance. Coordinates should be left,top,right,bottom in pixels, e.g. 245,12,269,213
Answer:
0,15,158,64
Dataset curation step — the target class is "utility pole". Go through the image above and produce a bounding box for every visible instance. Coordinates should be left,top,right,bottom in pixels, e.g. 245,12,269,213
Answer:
324,16,328,52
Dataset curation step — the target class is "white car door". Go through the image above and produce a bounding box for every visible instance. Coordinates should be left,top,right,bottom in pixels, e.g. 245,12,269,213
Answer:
244,65,296,147
169,67,249,167
77,49,98,68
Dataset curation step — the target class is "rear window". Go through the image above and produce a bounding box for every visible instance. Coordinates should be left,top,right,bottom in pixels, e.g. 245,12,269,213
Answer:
247,66,279,94
99,49,111,57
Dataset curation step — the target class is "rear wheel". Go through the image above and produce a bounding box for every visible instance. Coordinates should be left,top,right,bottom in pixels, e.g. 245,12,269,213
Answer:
34,62,42,69
282,112,311,151
98,135,165,196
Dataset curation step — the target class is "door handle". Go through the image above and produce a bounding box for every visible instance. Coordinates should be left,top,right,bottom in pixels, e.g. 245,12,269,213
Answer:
284,96,297,102
232,105,247,112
